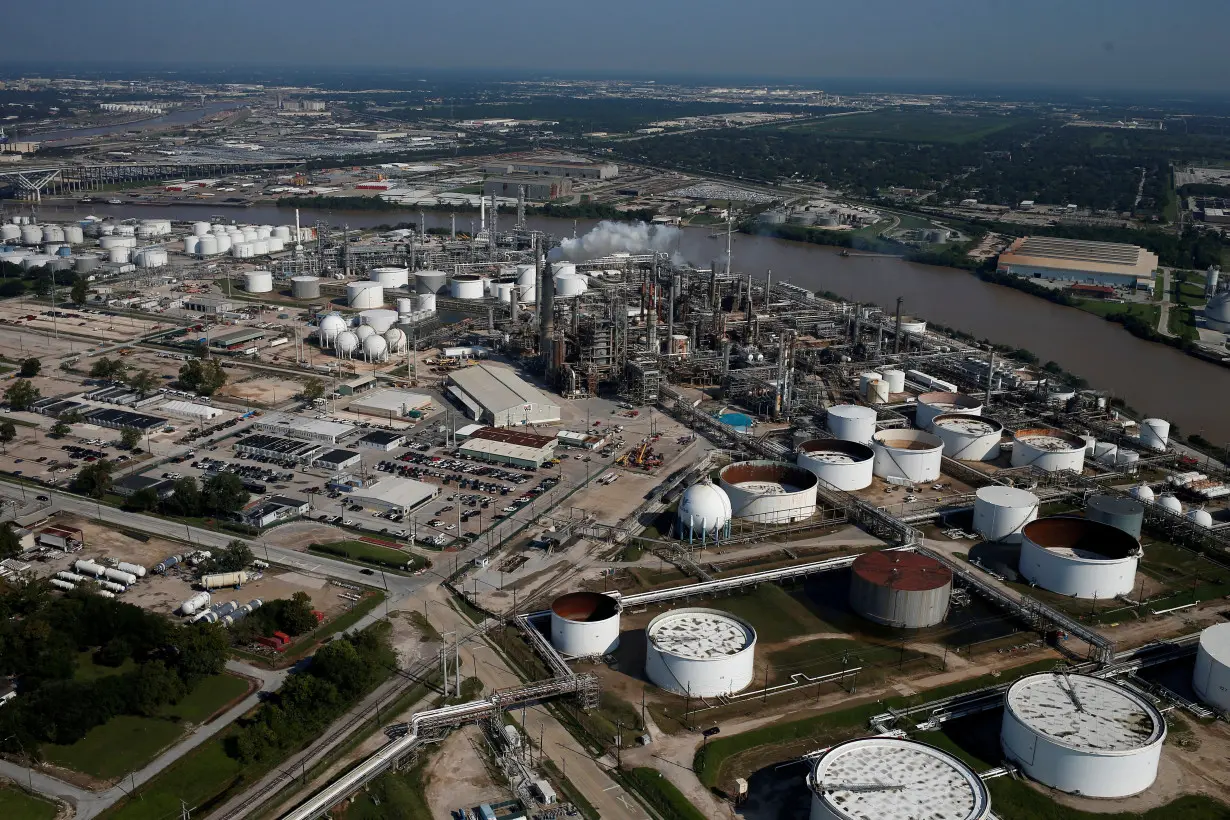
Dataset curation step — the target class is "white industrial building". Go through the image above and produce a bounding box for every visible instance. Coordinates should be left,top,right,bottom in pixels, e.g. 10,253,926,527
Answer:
312,449,362,471
448,364,561,427
159,399,224,422
458,427,557,468
997,236,1158,289
644,608,756,697
348,389,433,420
256,413,354,444
348,477,438,514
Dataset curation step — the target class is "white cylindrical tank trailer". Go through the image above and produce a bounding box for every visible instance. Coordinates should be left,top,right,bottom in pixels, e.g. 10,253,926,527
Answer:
796,439,874,491
1018,517,1141,599
871,429,944,484
676,480,732,540
930,414,1003,461
1002,673,1165,798
103,567,137,586
180,591,212,616
549,591,621,657
915,391,982,431
972,486,1039,543
718,461,818,524
644,608,756,697
1010,428,1087,472
825,404,877,445
1193,622,1230,713
807,737,991,820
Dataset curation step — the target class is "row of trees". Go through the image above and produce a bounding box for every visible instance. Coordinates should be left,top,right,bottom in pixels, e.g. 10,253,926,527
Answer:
90,357,162,397
120,471,251,519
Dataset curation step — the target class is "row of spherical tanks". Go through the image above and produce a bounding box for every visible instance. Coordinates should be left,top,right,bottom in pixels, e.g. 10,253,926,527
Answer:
316,311,406,362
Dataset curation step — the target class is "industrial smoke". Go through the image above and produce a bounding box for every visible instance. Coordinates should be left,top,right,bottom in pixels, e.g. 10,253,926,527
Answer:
549,221,680,262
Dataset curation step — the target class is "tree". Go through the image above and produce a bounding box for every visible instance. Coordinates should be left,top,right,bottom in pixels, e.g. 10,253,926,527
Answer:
203,473,249,516
120,427,142,450
34,273,54,299
0,420,16,453
125,487,159,512
210,539,254,572
301,378,326,402
70,275,89,306
49,421,70,438
0,280,25,298
162,476,202,517
18,358,41,378
4,379,40,411
89,357,127,381
125,369,159,398
71,459,114,499
277,591,319,636
178,359,227,396
0,522,21,559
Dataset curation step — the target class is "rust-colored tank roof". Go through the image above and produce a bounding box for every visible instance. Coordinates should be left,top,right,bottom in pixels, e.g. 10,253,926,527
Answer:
853,551,952,591
551,591,619,622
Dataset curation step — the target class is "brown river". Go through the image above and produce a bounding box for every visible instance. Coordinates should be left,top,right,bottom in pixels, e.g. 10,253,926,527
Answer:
30,201,1230,441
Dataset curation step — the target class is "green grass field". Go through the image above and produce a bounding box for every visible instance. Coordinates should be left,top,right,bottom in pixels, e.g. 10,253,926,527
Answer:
626,768,708,820
1074,299,1160,324
0,786,58,820
309,540,425,572
717,584,836,643
74,650,136,681
98,731,246,820
157,673,250,724
791,111,1028,144
42,716,185,780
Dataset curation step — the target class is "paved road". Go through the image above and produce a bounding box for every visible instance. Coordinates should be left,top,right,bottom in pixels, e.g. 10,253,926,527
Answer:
1158,268,1176,337
0,660,287,820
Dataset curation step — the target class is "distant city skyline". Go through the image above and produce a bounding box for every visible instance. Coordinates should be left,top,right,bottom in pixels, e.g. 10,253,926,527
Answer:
3,0,1229,93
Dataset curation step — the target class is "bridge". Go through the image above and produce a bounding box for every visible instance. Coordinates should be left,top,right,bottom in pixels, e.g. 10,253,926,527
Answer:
0,159,305,202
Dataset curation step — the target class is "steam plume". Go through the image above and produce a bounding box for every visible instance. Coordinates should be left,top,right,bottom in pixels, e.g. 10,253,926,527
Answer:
549,220,681,263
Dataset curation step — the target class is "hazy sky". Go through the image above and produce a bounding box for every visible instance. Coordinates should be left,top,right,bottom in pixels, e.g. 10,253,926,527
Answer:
6,0,1228,92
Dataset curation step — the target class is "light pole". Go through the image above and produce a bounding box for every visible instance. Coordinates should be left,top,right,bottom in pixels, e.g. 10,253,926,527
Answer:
2,734,33,791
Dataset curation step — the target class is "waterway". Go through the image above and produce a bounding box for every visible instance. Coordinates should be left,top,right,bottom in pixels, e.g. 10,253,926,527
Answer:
29,201,1230,440
27,101,247,142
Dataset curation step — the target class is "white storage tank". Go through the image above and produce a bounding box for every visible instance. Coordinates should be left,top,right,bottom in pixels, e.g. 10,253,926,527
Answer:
63,225,84,245
369,267,410,289
497,282,516,303
200,571,249,590
117,561,146,578
100,581,127,594
179,591,211,616
273,226,291,241
931,413,1003,461
807,736,990,820
676,480,733,540
1187,508,1214,529
1010,428,1087,473
1130,484,1156,503
197,235,219,257
644,608,756,697
362,334,388,361
384,327,407,353
1002,673,1165,798
244,270,273,293
103,568,137,586
251,239,270,256
335,330,359,356
871,429,944,484
193,221,211,237
915,391,982,431
857,371,883,397
865,378,890,404
796,439,874,491
360,309,398,333
554,271,588,298
56,571,87,583
291,276,321,299
1,224,22,242
826,404,877,445
718,461,818,524
1193,622,1230,713
232,242,255,259
417,293,437,314
850,550,952,628
396,297,415,315
450,274,486,299
550,591,621,657
318,312,346,344
20,225,42,245
108,247,130,264
347,281,384,308
183,235,200,255
881,368,906,394
1138,418,1170,452
1157,494,1183,515
52,579,76,592
415,270,448,294
267,237,285,253
42,225,64,243
1019,517,1141,599
355,324,375,342
75,559,107,577
972,486,1039,543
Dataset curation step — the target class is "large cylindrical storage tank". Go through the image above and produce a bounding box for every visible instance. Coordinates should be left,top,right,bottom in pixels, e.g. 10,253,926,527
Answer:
676,480,732,539
497,282,516,303
915,392,982,431
75,255,100,274
232,242,255,259
718,461,818,524
826,405,877,444
554,272,588,298
450,274,486,299
1,224,22,242
20,225,42,245
251,239,270,256
417,293,437,314
347,281,384,308
108,247,130,264
63,225,84,245
1019,517,1141,599
881,368,906,394
42,225,64,243
796,439,874,491
183,235,200,255
100,235,136,249
197,235,219,257
1010,428,1087,473
116,561,146,578
807,737,991,820
871,429,944,484
415,270,448,294
1193,622,1230,713
193,221,211,237
644,608,756,697
1085,494,1144,539
244,270,273,293
396,297,414,315
858,371,882,397
273,225,291,241
291,276,321,299
1139,418,1170,452
369,267,410,289
931,413,1003,461
849,551,952,628
359,309,398,333
973,486,1039,543
1002,673,1165,798
549,591,621,657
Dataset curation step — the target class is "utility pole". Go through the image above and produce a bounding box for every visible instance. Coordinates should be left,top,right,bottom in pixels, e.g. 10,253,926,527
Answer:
893,296,904,354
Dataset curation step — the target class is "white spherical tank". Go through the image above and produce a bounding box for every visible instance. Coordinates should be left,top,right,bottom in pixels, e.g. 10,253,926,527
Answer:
1002,673,1165,798
807,737,990,820
1019,517,1141,599
826,404,878,444
450,274,486,299
1010,428,1087,472
318,312,346,344
369,267,410,289
871,429,944,484
916,391,982,431
1187,508,1214,529
554,271,588,298
676,480,733,539
417,293,437,314
550,591,621,657
1194,622,1230,713
334,329,359,357
347,281,384,308
1138,418,1170,452
645,608,756,697
881,368,906,394
718,461,818,524
362,334,388,361
355,324,375,342
1157,494,1183,514
972,486,1039,543
384,327,407,353
796,439,874,491
931,413,1003,461
359,308,398,333
291,276,321,299
1131,484,1156,503
244,270,273,293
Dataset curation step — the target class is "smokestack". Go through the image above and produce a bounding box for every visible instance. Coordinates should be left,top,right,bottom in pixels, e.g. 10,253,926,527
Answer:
666,273,676,351
539,260,555,371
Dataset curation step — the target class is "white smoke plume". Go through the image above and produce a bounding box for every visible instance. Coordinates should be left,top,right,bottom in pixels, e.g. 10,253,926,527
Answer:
549,220,681,263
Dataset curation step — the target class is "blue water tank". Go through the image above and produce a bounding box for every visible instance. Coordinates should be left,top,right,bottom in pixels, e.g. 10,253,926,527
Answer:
718,412,754,433
57,246,72,257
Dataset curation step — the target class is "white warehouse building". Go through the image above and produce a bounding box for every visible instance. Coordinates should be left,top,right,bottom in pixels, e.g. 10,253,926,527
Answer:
448,364,561,427
348,477,438,514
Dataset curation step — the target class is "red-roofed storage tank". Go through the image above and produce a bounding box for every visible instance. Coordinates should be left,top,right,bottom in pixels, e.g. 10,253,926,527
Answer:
849,551,953,628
